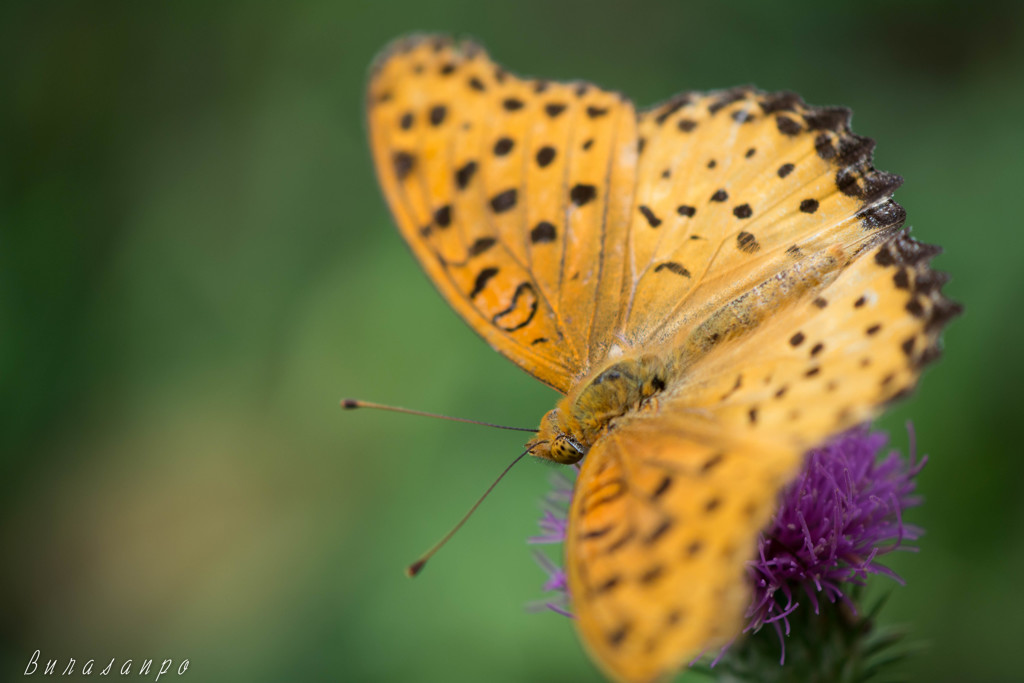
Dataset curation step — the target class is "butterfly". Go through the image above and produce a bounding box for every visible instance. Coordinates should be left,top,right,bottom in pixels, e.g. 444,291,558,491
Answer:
365,34,958,683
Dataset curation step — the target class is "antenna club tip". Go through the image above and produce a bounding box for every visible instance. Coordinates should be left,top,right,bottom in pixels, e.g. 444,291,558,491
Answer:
341,399,359,409
406,559,427,578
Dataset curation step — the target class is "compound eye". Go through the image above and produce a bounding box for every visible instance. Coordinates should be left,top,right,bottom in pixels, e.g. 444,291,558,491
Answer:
552,436,585,464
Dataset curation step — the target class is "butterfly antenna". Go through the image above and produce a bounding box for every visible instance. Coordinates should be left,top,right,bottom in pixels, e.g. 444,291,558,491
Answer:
341,399,535,432
406,447,535,577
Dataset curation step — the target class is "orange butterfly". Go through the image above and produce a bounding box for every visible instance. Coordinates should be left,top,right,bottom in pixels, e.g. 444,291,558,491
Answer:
366,34,958,683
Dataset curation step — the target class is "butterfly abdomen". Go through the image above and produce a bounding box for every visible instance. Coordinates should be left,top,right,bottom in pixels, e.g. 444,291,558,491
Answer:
674,243,861,365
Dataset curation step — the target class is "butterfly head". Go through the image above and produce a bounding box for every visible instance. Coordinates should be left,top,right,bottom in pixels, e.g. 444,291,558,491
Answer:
526,355,670,465
526,408,588,465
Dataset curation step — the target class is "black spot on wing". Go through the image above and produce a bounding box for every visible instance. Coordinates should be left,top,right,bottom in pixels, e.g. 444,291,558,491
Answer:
639,205,662,228
536,146,556,168
455,161,477,190
894,268,910,290
469,267,498,299
776,115,802,136
653,93,693,124
804,106,850,132
492,282,538,332
582,524,614,540
759,91,801,114
490,189,518,213
594,575,622,596
607,624,630,648
570,184,597,206
836,168,902,203
433,205,451,228
800,198,819,213
858,199,906,231
493,137,514,155
736,231,760,253
700,453,724,474
640,565,665,584
814,133,837,160
545,102,566,117
643,518,673,545
709,88,746,114
393,151,415,180
530,221,556,244
605,527,635,554
654,262,690,277
429,105,447,126
468,237,496,256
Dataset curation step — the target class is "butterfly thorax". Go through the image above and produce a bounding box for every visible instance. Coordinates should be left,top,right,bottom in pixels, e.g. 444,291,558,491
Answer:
527,353,669,465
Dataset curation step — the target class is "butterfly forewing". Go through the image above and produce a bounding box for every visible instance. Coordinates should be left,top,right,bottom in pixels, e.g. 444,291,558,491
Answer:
608,89,907,354
367,36,637,391
675,231,959,438
567,417,800,683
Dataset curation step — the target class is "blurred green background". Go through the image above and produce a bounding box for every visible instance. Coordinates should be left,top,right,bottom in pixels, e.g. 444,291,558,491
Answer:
2,1,1021,681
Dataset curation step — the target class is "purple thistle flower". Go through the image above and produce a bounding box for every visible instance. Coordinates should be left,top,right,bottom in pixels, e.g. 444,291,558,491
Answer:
527,464,577,618
745,425,925,662
529,425,926,662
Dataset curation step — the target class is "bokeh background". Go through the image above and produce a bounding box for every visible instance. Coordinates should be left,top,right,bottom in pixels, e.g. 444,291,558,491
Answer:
3,1,1022,681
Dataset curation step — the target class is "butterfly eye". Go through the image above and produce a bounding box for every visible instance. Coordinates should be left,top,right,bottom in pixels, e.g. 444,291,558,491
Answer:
551,435,586,464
